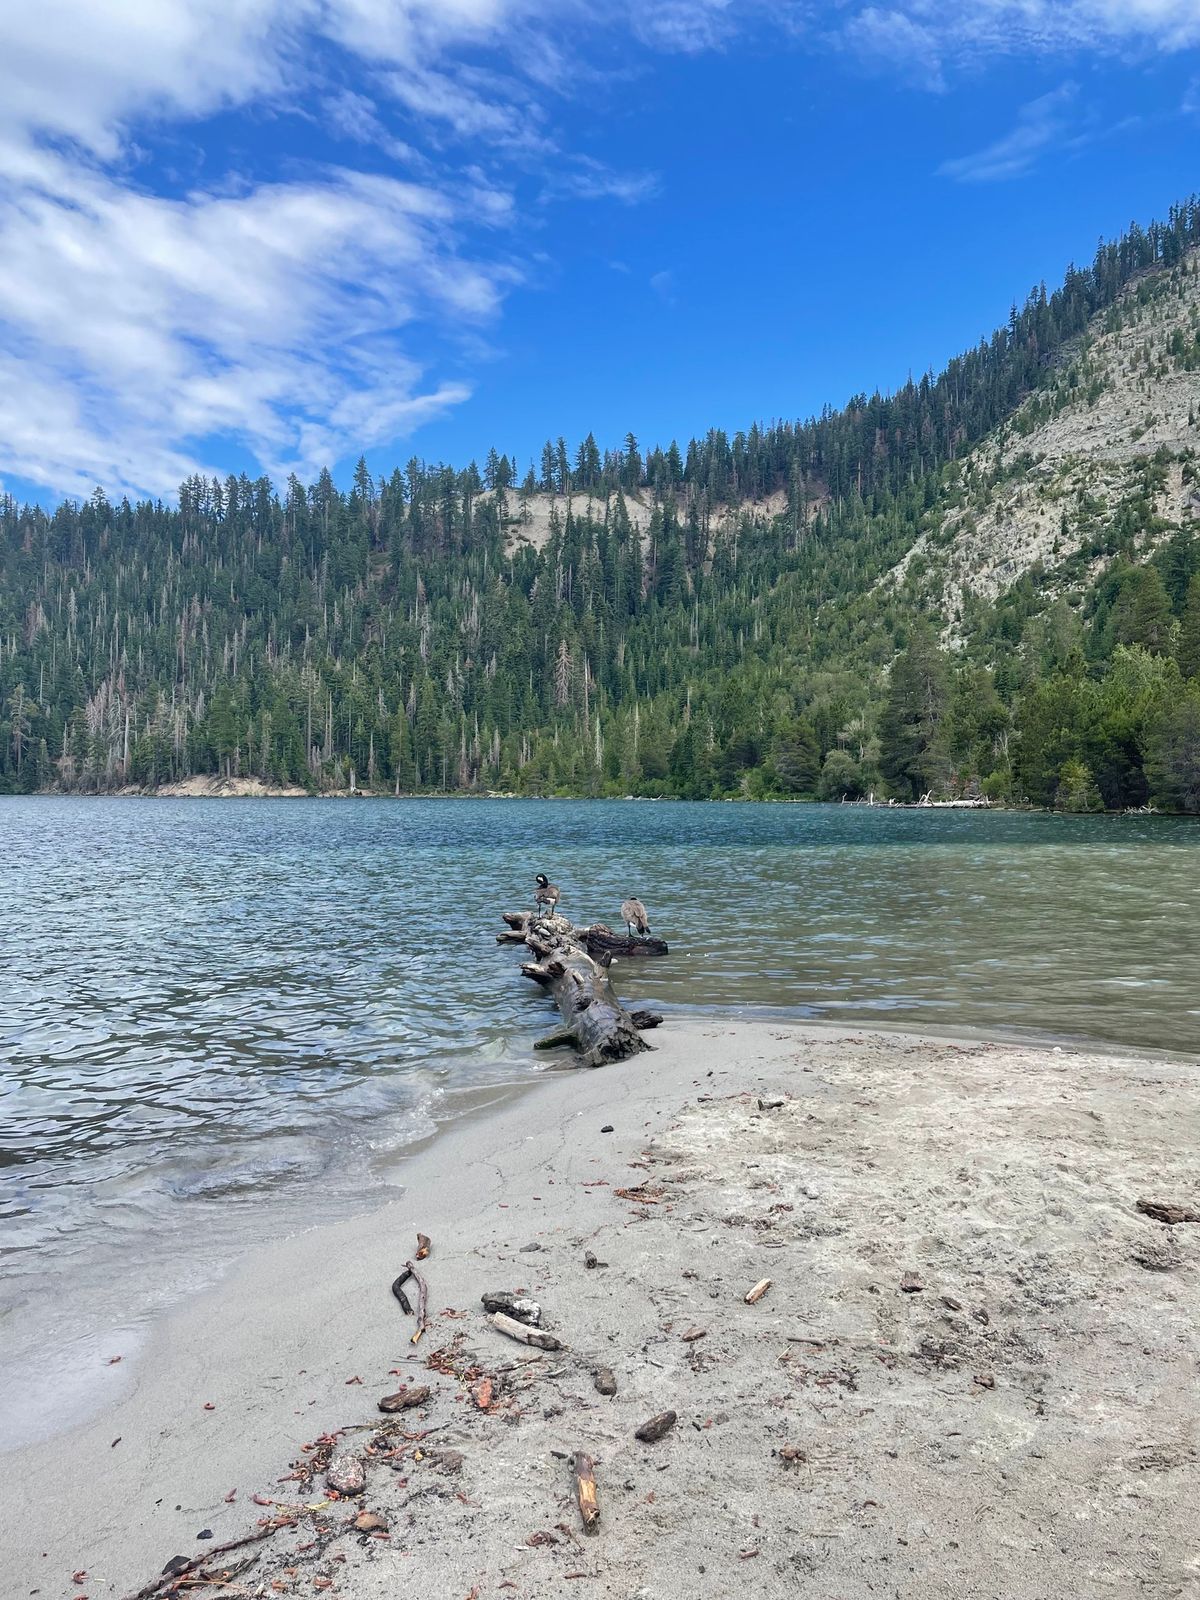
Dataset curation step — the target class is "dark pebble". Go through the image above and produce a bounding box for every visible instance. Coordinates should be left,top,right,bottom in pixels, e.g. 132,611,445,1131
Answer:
196,1530,213,1541
601,1125,614,1133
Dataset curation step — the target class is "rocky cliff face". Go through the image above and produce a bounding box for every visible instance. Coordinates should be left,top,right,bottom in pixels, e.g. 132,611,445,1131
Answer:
892,253,1200,629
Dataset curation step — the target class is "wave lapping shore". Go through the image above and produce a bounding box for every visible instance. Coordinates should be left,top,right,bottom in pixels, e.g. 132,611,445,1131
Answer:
4,1021,1197,1599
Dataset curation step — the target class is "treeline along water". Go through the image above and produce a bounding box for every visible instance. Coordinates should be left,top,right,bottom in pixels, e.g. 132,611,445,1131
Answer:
1,797,1197,1442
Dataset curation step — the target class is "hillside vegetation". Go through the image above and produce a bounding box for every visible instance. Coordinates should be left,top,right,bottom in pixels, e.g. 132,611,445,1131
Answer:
2,202,1200,811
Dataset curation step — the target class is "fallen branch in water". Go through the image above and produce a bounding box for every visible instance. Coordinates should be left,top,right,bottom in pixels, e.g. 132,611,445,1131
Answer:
500,909,663,1068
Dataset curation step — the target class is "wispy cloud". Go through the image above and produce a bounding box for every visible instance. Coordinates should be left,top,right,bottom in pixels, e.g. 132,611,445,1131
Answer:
0,144,509,498
543,156,660,206
841,9,945,91
839,1,1200,85
2,0,1198,500
631,0,738,54
0,0,667,499
650,268,678,306
939,82,1081,181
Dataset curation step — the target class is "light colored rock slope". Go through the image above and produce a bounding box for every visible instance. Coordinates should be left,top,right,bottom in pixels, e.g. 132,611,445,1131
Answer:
483,486,791,552
892,254,1200,623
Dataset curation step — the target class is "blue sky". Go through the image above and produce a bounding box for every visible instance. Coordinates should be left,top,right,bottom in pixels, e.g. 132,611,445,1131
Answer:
1,2,1199,505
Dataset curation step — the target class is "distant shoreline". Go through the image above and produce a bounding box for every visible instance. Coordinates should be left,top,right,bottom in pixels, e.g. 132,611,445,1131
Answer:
10,783,1192,816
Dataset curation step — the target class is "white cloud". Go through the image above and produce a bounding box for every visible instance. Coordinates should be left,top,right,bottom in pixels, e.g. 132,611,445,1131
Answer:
841,10,946,90
543,156,660,205
321,89,425,166
0,143,510,497
0,1,292,158
840,0,1200,81
939,82,1081,181
0,1,563,499
1,0,1197,499
631,0,738,53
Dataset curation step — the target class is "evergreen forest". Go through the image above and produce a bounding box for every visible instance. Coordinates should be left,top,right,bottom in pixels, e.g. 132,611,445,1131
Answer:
3,201,1200,812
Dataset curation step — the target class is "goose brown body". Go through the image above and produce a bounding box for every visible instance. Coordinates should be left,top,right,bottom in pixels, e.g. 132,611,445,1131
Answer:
621,896,650,937
534,872,561,912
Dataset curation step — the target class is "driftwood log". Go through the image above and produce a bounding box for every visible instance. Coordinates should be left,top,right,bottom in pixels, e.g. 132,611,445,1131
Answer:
499,909,664,1068
584,925,669,960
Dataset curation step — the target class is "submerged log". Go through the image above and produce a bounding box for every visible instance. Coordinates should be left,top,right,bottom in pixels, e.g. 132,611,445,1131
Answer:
501,909,660,1068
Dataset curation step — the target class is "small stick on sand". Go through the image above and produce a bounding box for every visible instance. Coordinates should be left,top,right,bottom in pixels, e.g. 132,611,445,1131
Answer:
391,1267,413,1316
489,1312,563,1351
407,1261,429,1344
573,1452,600,1533
119,1522,287,1600
745,1279,772,1305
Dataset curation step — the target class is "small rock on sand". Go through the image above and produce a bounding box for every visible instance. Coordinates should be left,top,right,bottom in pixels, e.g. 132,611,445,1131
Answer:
326,1455,366,1496
635,1411,677,1442
480,1291,541,1325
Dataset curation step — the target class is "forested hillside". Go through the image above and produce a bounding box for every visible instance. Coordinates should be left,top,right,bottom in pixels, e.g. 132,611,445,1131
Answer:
3,203,1200,810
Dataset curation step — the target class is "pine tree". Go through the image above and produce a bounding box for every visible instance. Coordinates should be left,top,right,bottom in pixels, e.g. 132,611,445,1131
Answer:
1178,574,1200,679
878,626,949,799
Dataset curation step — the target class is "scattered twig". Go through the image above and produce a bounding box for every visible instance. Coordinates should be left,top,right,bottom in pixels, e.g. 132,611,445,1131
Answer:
745,1279,772,1305
119,1523,287,1600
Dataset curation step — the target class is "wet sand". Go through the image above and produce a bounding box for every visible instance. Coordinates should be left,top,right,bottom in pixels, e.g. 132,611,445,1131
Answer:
3,1020,1197,1599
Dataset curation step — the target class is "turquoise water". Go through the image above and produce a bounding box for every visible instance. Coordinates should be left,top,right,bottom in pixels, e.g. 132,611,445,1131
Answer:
1,797,1197,1443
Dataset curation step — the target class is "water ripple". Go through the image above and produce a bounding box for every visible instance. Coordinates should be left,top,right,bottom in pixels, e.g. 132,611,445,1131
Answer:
1,797,1198,1444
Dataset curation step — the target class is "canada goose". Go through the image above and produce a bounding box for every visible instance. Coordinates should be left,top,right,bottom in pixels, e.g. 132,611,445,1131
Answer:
534,873,561,913
621,896,651,939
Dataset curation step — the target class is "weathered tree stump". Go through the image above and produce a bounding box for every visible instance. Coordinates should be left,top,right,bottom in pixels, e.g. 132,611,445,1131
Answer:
499,910,663,1068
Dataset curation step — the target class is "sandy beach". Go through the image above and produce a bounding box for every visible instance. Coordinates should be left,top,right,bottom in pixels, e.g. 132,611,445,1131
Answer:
4,1019,1198,1600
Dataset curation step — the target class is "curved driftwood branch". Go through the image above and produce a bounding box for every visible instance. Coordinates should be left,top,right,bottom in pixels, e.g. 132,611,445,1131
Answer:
585,925,670,959
500,909,661,1068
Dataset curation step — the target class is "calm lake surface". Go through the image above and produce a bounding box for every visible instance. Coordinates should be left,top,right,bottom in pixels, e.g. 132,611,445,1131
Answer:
2,797,1198,1444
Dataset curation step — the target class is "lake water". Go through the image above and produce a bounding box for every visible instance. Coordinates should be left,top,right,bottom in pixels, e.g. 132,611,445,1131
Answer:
2,797,1198,1445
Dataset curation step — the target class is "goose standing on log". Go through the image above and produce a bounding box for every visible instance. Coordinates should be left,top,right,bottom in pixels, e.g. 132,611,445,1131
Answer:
621,896,651,940
534,873,561,915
